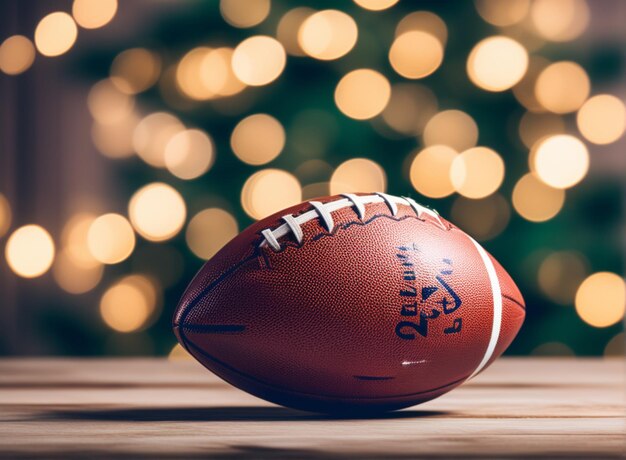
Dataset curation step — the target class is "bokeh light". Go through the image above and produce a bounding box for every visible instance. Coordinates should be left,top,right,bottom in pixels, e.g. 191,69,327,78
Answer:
395,11,447,45
450,194,511,241
200,47,246,97
575,272,626,328
530,0,589,42
5,225,55,278
232,36,286,86
531,342,575,356
512,56,551,113
353,0,399,11
512,173,565,222
72,0,118,29
0,194,11,237
100,275,158,333
535,61,590,113
133,112,185,168
164,129,215,180
276,7,315,56
533,135,589,189
220,0,270,28
381,83,438,135
231,114,285,165
34,12,78,57
538,251,588,305
467,36,528,92
604,333,625,357
577,95,626,145
110,48,161,94
299,10,358,61
330,158,386,195
450,147,504,199
423,110,478,152
52,249,104,294
87,213,135,264
129,183,186,242
335,69,391,120
409,145,457,198
186,208,239,260
61,213,101,268
241,169,302,220
91,111,140,159
389,31,443,79
518,112,565,149
88,79,135,125
0,35,35,75
176,47,214,100
474,0,530,27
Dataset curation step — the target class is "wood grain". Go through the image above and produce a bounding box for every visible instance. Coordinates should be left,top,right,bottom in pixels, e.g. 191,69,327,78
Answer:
0,358,624,458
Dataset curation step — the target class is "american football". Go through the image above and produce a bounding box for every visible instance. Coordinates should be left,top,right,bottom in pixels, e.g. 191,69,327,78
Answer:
173,192,525,413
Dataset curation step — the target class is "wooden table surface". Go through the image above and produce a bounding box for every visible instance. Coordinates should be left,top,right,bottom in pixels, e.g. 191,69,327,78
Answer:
0,358,624,459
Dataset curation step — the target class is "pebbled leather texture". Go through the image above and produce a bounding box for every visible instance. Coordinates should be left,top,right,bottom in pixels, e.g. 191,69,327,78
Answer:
173,193,525,413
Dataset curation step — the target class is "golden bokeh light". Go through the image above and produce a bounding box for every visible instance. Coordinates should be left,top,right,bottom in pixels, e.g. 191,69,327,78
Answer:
87,213,135,264
168,343,193,361
353,0,399,11
423,110,478,152
34,12,78,57
241,169,302,220
535,61,590,113
53,249,104,294
164,129,215,180
220,0,270,28
186,208,239,260
72,0,118,29
577,95,626,145
277,7,315,56
87,79,135,125
382,83,438,136
232,36,286,86
395,11,447,45
299,10,358,61
467,36,528,92
533,135,589,189
604,333,625,358
334,69,391,120
100,275,158,333
474,0,530,27
409,145,457,198
0,35,35,75
91,111,140,159
450,194,511,241
231,114,285,165
330,158,386,195
61,213,101,268
518,112,565,149
512,56,551,113
538,251,588,305
512,173,565,222
575,272,626,328
110,48,161,94
530,0,589,42
200,47,246,97
389,31,443,80
5,225,55,278
133,112,185,168
176,47,214,100
450,147,505,199
129,183,186,242
0,193,11,237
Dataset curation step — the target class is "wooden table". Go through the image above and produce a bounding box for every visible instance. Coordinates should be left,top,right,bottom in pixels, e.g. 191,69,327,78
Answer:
0,358,624,458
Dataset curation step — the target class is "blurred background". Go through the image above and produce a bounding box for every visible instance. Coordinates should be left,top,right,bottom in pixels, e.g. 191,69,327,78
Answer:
0,0,624,358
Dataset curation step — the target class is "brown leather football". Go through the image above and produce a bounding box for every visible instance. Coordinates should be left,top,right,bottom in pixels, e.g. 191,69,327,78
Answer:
173,192,525,413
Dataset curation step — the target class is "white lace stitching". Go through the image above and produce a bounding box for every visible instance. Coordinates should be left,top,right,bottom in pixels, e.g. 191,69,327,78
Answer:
259,193,445,251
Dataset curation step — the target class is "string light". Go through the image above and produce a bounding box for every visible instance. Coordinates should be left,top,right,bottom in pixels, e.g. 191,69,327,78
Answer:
34,12,78,57
100,275,158,333
0,35,35,75
538,251,588,305
330,158,386,195
512,173,565,222
91,111,140,159
133,112,185,168
72,0,118,29
530,0,589,42
128,183,186,242
87,213,135,264
231,114,286,165
299,10,358,61
533,135,589,189
277,7,315,56
88,79,135,125
241,169,302,220
389,31,443,79
232,36,286,86
474,0,530,27
200,47,246,97
535,61,590,113
0,194,11,237
110,48,161,94
576,95,626,145
53,249,103,294
467,36,528,92
409,145,457,198
575,272,626,328
382,83,438,136
5,225,55,278
423,110,478,152
450,147,505,199
176,47,214,100
518,112,565,149
164,129,215,180
334,69,391,120
353,0,399,11
220,0,271,28
395,11,447,45
186,208,239,260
